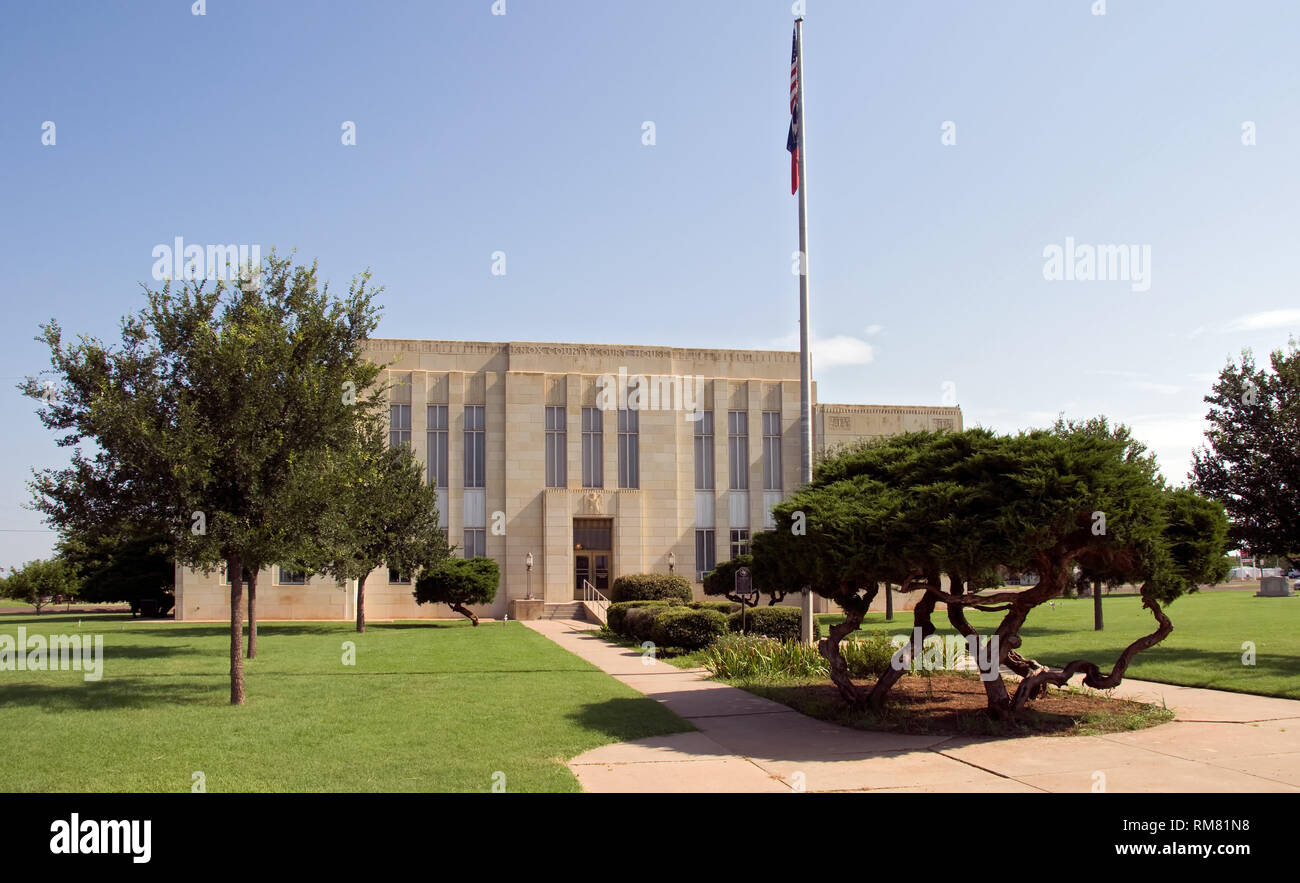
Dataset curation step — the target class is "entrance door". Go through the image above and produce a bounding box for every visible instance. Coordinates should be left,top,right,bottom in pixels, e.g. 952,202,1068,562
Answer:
575,555,591,598
574,551,611,599
574,518,614,600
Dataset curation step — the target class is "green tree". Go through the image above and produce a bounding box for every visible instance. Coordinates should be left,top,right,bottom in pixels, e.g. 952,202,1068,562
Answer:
57,527,175,614
1191,342,1300,569
2,558,80,614
702,552,796,607
755,422,1228,718
296,418,451,632
22,253,383,704
412,557,499,625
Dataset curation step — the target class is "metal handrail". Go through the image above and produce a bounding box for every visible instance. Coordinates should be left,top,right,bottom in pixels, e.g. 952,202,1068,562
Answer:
582,579,611,624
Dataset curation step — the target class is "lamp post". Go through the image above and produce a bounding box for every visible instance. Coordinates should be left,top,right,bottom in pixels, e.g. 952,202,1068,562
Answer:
525,552,534,600
667,551,675,574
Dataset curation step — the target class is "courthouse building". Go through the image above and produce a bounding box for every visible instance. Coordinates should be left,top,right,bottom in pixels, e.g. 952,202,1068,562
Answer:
173,339,962,621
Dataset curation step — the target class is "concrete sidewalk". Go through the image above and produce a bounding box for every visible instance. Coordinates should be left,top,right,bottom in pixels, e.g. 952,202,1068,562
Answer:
526,619,1300,793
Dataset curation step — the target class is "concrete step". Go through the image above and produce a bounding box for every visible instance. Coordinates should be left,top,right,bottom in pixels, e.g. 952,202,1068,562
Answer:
542,603,588,621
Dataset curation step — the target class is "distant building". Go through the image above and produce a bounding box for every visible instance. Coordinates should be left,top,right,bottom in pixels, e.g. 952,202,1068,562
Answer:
174,339,962,621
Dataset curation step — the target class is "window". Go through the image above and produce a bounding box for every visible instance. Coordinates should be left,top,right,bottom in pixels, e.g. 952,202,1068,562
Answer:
581,407,603,488
278,567,307,585
694,411,714,490
464,405,485,488
389,404,411,448
730,529,750,559
618,408,639,489
463,529,486,559
545,406,566,488
695,529,716,581
388,568,410,585
762,411,782,491
728,411,748,490
220,565,252,585
427,405,449,487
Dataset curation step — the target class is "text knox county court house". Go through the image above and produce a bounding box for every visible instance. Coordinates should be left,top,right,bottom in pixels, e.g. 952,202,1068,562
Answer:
173,340,962,621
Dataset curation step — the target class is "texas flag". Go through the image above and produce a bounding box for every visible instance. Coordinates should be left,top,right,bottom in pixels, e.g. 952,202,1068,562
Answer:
786,26,800,194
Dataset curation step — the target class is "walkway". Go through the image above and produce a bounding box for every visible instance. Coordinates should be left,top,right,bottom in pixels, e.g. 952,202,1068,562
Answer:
525,618,1300,793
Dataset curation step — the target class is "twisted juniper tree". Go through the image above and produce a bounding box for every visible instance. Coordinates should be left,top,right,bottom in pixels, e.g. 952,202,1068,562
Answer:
754,421,1228,718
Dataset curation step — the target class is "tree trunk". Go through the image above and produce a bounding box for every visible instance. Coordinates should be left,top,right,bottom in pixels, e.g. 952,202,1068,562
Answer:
1010,594,1172,711
356,573,367,633
869,587,937,710
945,574,1014,715
450,602,480,625
228,553,246,706
246,570,258,659
818,605,865,706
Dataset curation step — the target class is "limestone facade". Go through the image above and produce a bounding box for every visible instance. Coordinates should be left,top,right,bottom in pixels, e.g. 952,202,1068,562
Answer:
174,339,963,621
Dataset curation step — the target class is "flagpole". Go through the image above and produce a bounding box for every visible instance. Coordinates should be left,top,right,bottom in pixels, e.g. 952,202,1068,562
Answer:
794,17,815,645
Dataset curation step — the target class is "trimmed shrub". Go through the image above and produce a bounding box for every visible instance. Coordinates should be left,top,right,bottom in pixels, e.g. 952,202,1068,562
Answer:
607,600,674,637
650,608,729,650
690,600,740,615
727,606,822,641
609,573,693,604
624,605,674,642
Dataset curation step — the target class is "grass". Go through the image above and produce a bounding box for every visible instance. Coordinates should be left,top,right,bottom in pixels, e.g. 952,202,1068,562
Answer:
819,590,1300,700
588,627,711,669
0,612,691,792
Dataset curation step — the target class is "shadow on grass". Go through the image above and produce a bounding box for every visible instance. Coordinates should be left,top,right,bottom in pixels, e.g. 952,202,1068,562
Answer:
567,697,694,743
0,678,224,710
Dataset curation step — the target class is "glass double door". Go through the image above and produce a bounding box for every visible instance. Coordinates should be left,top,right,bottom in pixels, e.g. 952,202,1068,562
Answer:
574,552,610,599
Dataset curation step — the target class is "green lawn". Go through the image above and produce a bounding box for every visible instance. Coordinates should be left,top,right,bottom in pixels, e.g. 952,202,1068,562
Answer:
0,613,691,792
819,591,1300,700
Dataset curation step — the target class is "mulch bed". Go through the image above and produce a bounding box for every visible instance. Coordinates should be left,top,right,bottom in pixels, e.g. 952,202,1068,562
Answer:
747,671,1172,737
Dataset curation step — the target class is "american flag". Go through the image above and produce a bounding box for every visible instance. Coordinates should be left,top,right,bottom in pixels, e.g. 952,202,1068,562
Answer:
786,25,800,195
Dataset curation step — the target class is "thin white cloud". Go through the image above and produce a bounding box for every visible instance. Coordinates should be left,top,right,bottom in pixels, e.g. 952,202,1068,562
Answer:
771,333,875,368
1223,309,1300,332
864,324,884,337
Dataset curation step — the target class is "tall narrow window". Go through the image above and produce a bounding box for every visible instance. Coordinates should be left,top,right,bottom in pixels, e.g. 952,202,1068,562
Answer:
582,407,603,488
695,529,716,581
464,405,485,489
618,408,639,489
389,404,411,448
545,406,566,488
463,529,486,558
427,405,449,487
728,411,748,490
694,411,714,490
730,529,750,559
762,411,782,491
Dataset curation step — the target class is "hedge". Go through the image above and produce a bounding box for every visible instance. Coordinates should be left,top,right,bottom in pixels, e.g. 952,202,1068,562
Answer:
623,605,674,642
690,600,740,615
608,573,693,604
728,606,821,641
607,599,676,637
650,608,730,651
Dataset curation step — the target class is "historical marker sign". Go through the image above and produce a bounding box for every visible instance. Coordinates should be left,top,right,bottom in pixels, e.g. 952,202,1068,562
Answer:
734,566,755,598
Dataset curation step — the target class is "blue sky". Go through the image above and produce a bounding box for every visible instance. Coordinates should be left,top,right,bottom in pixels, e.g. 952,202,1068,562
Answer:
2,0,1297,569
